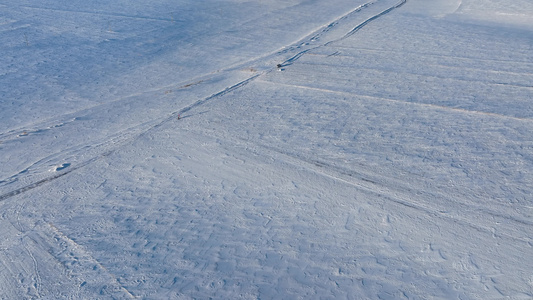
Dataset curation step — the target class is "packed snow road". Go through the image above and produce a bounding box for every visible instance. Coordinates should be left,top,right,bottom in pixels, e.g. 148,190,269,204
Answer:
1,0,532,299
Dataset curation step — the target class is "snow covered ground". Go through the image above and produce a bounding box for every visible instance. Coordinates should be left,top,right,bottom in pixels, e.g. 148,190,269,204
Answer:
1,0,532,298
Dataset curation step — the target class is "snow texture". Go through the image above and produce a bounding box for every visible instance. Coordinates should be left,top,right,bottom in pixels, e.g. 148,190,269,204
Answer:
1,0,532,299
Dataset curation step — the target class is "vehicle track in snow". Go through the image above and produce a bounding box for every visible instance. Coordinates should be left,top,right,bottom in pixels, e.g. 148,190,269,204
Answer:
0,75,259,202
0,0,390,145
0,0,398,145
0,0,409,202
336,0,407,41
181,123,532,247
280,0,407,67
0,0,382,188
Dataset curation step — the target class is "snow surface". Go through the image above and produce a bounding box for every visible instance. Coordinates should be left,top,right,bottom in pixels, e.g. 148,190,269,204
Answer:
1,0,532,298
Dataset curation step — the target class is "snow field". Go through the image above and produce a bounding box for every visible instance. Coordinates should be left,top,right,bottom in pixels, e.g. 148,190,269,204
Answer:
1,0,532,298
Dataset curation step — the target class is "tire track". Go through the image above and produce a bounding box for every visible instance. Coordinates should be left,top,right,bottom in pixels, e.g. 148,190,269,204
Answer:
0,0,409,202
337,0,407,41
223,0,377,70
281,0,407,67
0,72,262,202
200,129,532,245
0,76,207,144
0,150,110,202
0,0,392,144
